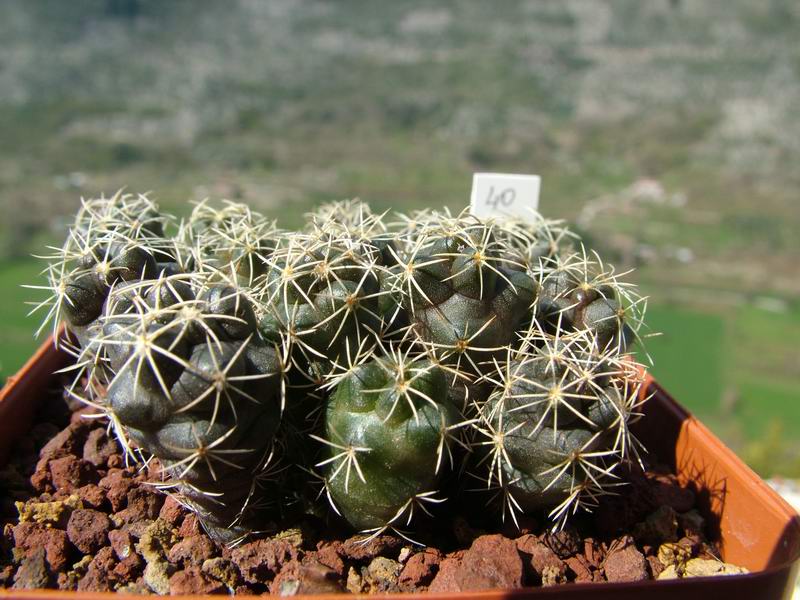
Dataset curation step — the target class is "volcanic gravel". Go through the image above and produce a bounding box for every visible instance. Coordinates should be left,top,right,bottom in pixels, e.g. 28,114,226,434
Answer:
0,383,740,594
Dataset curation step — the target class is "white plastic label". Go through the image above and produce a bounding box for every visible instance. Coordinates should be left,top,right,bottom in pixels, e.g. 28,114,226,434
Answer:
470,172,541,221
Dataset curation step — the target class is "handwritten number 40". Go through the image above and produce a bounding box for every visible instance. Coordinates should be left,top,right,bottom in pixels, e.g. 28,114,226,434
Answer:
485,186,516,209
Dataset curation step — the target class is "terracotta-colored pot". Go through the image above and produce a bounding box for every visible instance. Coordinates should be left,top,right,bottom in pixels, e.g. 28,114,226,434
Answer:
1,335,798,599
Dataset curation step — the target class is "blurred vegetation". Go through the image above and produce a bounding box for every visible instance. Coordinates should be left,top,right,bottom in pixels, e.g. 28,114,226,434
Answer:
0,0,798,476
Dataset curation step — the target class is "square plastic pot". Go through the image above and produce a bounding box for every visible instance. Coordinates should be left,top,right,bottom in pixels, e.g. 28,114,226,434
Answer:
1,335,798,599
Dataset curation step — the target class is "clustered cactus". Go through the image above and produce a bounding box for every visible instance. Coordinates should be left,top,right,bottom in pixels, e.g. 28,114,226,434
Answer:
32,192,649,544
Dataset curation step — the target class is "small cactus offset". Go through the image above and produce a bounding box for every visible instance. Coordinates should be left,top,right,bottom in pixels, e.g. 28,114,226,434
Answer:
30,192,171,344
319,348,461,535
100,277,284,543
32,192,651,544
473,329,645,528
390,214,538,377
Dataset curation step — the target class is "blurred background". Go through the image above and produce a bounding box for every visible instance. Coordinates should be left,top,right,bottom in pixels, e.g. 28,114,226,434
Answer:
0,0,797,478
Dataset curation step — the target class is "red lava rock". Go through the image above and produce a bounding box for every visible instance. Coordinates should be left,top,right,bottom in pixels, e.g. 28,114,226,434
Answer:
340,534,403,561
315,541,345,576
109,529,136,560
12,521,72,572
565,555,594,582
92,545,118,572
646,555,664,578
4,388,724,592
82,428,119,467
0,564,14,587
128,486,165,519
169,565,226,595
12,547,51,589
49,455,98,493
76,566,111,592
77,546,117,592
399,548,442,590
179,513,202,538
137,457,162,482
272,559,343,595
121,518,155,540
75,484,106,510
647,472,696,513
115,486,163,524
57,571,74,590
603,536,648,583
446,549,466,561
39,422,88,463
99,469,135,512
113,552,145,583
427,556,461,593
30,461,53,493
67,508,111,554
158,495,185,528
231,538,298,584
583,538,604,569
167,535,217,566
430,534,522,592
516,533,567,584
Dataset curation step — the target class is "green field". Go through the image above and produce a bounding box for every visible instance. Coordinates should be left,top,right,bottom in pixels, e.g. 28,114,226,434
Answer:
0,260,42,381
646,302,800,429
645,302,800,475
645,305,725,421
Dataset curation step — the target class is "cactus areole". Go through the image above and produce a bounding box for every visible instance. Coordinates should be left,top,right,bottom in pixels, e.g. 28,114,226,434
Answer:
33,193,649,544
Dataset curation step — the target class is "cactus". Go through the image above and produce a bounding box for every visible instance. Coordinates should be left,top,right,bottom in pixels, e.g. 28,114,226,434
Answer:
317,346,463,535
33,193,650,543
28,192,172,345
532,248,647,353
390,215,538,377
182,199,280,286
472,328,645,528
30,196,287,543
93,270,285,542
255,231,386,375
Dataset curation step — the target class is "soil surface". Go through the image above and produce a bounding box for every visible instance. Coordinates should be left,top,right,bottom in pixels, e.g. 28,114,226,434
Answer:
0,382,744,594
